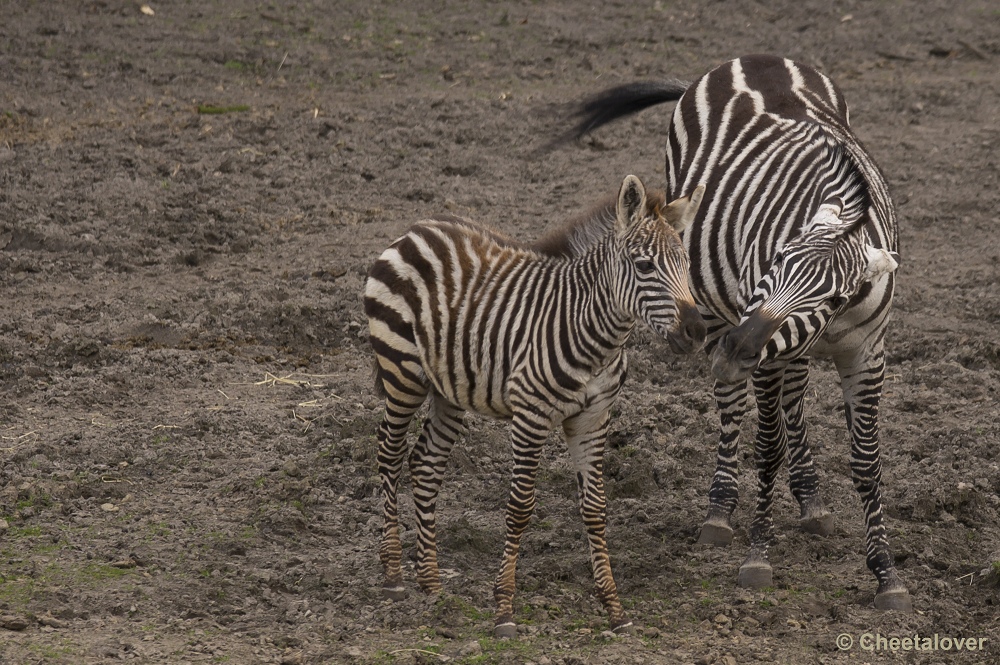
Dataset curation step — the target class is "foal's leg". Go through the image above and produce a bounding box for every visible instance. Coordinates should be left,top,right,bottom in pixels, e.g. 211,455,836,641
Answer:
408,395,467,595
564,404,630,633
493,408,551,638
376,383,428,600
781,358,833,535
835,347,911,611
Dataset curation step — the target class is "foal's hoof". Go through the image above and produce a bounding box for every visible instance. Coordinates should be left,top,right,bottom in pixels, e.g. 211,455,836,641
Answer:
697,518,734,547
800,512,835,537
494,622,518,639
874,587,913,612
382,585,408,601
611,621,634,635
737,558,773,589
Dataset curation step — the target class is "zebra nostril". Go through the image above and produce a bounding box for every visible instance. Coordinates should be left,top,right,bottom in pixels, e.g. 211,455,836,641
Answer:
685,316,707,345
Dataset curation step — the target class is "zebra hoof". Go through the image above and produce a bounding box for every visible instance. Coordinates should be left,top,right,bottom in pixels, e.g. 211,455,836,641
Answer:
737,560,773,589
611,621,634,635
874,587,913,612
382,585,408,601
698,519,734,547
800,512,834,537
494,622,518,639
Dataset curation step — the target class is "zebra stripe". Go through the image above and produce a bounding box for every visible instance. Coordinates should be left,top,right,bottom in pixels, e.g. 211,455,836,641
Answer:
564,54,910,611
364,175,706,635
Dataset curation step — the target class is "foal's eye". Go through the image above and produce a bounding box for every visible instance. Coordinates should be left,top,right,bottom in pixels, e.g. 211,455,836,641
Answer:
634,259,657,274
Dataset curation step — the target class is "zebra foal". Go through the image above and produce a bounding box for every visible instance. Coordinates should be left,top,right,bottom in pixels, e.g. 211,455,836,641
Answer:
561,55,910,611
364,175,706,636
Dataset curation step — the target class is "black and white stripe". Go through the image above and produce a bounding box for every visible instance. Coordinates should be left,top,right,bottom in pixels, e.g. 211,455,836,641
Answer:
563,55,909,611
364,175,706,636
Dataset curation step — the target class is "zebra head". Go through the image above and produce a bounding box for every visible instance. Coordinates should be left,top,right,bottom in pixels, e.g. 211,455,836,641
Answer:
711,199,900,383
613,175,706,354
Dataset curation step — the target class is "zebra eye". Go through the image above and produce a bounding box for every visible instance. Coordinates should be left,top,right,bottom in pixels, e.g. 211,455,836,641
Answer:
634,259,657,274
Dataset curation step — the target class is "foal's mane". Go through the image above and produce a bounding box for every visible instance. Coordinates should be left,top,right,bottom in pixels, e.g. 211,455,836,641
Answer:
424,190,668,260
533,189,668,258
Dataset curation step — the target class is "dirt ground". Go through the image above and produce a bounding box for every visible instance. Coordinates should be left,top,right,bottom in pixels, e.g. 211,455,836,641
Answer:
2,1,999,663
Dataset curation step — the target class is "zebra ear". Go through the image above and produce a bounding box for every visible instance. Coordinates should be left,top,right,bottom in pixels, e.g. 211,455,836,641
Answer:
805,199,846,234
663,185,705,233
616,174,647,236
863,245,900,281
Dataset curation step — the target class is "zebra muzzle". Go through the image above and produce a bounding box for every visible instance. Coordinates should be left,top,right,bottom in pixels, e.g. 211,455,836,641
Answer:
666,302,706,354
711,310,778,382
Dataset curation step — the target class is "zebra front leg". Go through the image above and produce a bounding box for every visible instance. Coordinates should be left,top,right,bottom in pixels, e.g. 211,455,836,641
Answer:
737,366,788,588
782,358,834,536
493,411,549,639
698,378,748,546
836,349,912,611
564,406,630,633
409,396,466,595
376,388,428,601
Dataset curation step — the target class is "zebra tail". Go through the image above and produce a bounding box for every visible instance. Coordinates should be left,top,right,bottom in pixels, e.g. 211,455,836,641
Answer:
537,79,690,154
371,357,388,399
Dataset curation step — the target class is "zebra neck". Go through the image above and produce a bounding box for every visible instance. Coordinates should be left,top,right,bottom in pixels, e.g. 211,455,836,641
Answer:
559,243,636,358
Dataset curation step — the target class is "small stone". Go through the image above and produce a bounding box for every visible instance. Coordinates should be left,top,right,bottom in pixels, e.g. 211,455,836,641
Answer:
101,503,118,512
344,646,363,658
39,615,67,628
713,613,730,625
458,640,482,657
0,518,8,533
1,615,29,631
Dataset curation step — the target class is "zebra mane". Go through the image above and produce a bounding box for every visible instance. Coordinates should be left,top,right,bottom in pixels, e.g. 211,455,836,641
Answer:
812,139,873,235
420,189,667,261
533,190,668,258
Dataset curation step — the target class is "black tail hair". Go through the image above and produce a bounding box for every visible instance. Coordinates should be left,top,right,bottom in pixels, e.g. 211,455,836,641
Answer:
542,79,690,152
572,80,690,138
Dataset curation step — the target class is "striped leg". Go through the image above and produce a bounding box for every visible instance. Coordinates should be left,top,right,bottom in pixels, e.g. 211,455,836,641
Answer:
737,365,787,588
493,409,551,638
698,378,748,546
835,347,911,611
781,358,833,536
564,405,630,633
408,395,467,595
376,385,428,600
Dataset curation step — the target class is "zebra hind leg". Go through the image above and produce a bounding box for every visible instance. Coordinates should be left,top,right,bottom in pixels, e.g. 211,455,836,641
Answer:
837,350,912,612
376,386,428,601
698,378,748,547
781,358,834,536
408,395,467,595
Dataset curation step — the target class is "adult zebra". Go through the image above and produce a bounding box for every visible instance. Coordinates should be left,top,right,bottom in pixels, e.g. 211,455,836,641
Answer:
364,175,706,636
560,55,910,611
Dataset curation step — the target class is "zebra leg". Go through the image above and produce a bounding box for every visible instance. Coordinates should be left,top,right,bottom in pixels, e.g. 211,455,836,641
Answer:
376,384,428,601
493,410,550,639
408,395,467,595
564,405,630,633
698,378,748,546
835,348,912,611
737,365,788,588
782,358,834,536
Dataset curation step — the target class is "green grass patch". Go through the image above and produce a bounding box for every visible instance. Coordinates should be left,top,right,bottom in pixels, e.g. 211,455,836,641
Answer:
0,560,136,608
197,104,250,115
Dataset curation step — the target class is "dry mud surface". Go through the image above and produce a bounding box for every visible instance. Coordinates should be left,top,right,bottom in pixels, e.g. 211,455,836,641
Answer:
2,2,1000,664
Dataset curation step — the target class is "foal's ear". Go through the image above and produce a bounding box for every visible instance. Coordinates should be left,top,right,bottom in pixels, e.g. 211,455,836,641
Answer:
615,175,647,237
663,185,705,233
